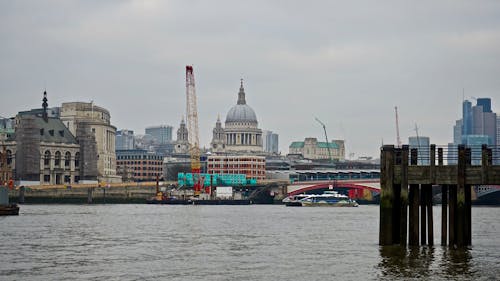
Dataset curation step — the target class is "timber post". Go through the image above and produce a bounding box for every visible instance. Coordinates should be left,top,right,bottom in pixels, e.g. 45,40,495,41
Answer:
409,148,419,246
379,145,395,245
87,187,93,204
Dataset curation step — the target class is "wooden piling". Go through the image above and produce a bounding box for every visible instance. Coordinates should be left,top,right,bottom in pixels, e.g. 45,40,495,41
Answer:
438,147,447,245
425,185,434,245
409,184,419,246
19,186,25,203
400,145,409,246
379,145,395,245
449,184,456,246
409,148,419,246
427,145,435,245
465,184,471,246
441,185,448,246
87,187,93,204
421,186,427,245
456,145,466,247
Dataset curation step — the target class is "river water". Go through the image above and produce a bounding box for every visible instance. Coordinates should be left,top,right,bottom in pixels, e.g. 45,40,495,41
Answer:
1,204,499,281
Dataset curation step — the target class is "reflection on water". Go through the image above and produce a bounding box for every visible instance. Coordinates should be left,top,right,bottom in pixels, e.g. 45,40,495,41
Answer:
1,205,499,281
379,245,475,280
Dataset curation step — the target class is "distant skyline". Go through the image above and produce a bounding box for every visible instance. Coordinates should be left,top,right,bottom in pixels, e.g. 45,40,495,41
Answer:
1,1,500,158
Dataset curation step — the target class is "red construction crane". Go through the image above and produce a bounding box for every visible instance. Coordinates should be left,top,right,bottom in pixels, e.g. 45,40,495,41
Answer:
185,66,203,195
394,106,402,148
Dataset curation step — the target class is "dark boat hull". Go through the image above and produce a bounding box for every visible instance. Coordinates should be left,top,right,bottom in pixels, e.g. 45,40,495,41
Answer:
0,204,20,216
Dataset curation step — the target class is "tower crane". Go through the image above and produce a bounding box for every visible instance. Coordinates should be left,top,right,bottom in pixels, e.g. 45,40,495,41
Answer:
185,65,203,195
394,106,402,148
315,117,334,166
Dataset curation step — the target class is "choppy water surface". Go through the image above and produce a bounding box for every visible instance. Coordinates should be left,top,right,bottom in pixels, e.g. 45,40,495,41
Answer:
1,205,499,281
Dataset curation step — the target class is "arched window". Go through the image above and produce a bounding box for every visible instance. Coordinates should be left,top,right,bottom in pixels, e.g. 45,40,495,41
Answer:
75,152,80,168
55,151,61,167
65,152,71,167
44,151,51,166
6,150,12,165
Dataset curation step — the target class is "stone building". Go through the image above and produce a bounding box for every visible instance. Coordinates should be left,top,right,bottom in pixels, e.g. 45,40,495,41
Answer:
289,137,345,161
60,102,120,183
5,92,98,185
210,80,263,154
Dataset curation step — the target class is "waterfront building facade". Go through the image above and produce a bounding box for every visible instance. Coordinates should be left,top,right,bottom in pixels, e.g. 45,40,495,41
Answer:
60,102,120,183
5,92,99,185
289,137,345,161
116,149,163,181
207,155,266,180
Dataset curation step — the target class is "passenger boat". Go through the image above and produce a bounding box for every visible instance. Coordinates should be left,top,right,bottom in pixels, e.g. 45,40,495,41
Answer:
283,191,359,207
282,194,310,207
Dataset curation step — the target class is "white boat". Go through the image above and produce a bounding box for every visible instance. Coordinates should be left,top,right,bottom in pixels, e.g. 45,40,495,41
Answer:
283,191,359,207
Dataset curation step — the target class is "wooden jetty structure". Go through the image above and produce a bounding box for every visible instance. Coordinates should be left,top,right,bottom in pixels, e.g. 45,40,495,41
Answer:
379,144,500,247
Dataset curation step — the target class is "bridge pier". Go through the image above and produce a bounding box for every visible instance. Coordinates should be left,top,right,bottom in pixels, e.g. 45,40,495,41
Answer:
379,144,497,247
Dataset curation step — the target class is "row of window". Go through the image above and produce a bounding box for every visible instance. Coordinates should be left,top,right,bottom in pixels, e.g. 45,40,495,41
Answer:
208,164,266,169
117,155,163,160
133,173,162,177
43,151,80,167
43,174,80,184
117,161,163,165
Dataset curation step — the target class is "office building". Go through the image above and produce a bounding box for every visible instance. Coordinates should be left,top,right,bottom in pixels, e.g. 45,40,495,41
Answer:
145,125,173,145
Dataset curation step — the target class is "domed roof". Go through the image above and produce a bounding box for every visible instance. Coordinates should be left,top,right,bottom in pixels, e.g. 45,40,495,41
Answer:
225,80,258,124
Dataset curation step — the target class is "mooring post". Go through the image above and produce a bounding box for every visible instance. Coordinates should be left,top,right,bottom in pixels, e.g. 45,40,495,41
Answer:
380,145,395,245
449,184,456,246
465,147,473,246
400,145,409,246
441,184,448,246
456,145,466,247
425,184,434,245
426,145,435,246
421,186,427,245
438,147,447,245
87,187,93,204
409,148,419,246
19,186,25,204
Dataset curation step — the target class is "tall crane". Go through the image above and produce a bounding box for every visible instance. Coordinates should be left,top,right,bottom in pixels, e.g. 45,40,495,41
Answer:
185,66,202,195
315,117,334,166
394,106,402,148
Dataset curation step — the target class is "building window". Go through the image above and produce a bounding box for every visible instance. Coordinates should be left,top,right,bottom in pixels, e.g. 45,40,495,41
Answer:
65,152,71,167
75,152,80,168
44,151,51,167
55,151,61,167
44,174,50,183
6,150,12,165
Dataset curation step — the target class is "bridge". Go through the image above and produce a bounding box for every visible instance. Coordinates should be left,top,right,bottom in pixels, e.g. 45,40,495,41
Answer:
287,179,380,201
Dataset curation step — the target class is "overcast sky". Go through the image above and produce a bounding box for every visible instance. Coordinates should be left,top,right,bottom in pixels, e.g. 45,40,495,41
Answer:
1,1,500,158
